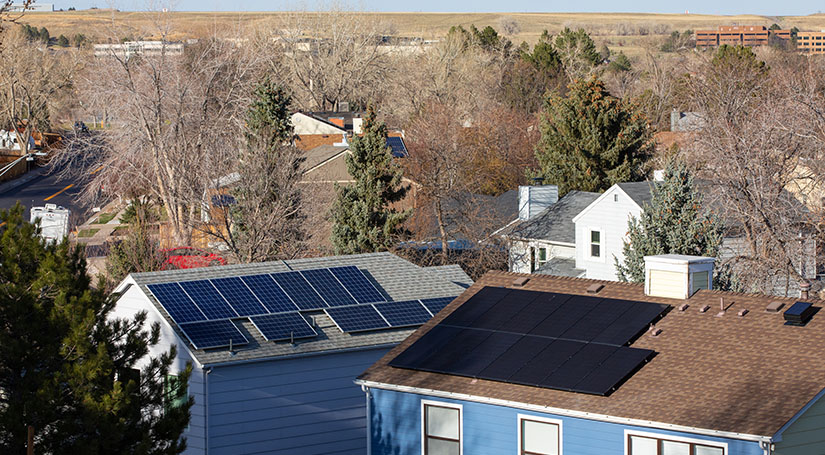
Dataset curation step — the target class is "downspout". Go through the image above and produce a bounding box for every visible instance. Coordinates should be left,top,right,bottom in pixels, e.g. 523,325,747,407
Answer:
760,440,774,455
362,384,372,455
204,367,212,455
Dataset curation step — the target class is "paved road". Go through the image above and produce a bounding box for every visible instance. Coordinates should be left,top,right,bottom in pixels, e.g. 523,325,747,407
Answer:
0,165,93,227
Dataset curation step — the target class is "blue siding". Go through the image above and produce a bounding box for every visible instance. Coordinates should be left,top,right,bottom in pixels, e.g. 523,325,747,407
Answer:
207,347,390,455
369,388,764,455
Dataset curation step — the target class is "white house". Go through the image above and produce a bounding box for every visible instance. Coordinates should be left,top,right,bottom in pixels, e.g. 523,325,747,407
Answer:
0,129,35,152
572,182,654,280
500,185,599,276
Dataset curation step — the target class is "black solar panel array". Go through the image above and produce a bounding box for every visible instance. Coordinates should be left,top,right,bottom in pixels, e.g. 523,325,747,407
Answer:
145,266,455,350
389,286,667,396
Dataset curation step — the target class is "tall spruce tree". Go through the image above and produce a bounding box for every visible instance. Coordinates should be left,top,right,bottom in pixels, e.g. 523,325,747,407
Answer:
0,204,192,454
331,107,408,254
224,78,306,262
534,76,652,196
614,160,725,284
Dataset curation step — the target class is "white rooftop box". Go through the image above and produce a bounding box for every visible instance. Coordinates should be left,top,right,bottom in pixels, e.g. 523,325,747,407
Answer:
644,254,715,300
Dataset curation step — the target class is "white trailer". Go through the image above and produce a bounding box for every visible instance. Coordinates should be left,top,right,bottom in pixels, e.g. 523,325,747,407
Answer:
30,204,70,243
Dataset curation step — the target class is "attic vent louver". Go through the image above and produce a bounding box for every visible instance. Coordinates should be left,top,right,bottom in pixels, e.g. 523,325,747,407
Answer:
784,301,815,326
766,301,784,313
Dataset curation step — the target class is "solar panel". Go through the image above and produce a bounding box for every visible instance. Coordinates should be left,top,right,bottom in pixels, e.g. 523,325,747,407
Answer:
389,287,666,396
147,282,206,323
250,312,317,341
572,347,655,396
300,268,357,307
179,319,248,350
325,305,389,332
271,271,327,310
374,300,432,327
210,277,268,316
179,280,237,320
241,274,298,313
386,136,408,157
330,266,386,304
420,297,454,315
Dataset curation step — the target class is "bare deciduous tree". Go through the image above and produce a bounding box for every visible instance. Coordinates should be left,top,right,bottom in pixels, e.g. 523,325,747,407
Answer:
273,9,390,111
58,31,260,246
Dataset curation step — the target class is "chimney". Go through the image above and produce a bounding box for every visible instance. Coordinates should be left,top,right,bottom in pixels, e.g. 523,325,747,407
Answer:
518,184,558,221
800,280,811,300
644,255,715,300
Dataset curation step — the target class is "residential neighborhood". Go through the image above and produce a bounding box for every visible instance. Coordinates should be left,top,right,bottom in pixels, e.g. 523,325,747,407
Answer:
2,3,825,455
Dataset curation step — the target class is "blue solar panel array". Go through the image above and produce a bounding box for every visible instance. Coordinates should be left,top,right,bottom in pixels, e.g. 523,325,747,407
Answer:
386,136,408,158
325,297,455,333
146,266,449,349
179,319,248,350
250,313,317,341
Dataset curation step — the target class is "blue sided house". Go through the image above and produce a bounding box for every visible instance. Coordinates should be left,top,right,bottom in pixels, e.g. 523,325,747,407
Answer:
358,255,825,455
112,252,470,455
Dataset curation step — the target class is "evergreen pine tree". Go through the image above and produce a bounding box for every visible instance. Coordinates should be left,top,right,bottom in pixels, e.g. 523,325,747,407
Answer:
331,107,409,254
614,160,727,285
534,77,652,195
228,78,306,262
0,204,192,454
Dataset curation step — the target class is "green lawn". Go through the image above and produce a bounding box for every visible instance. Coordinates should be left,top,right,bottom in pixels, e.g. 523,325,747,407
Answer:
77,228,100,238
95,212,116,224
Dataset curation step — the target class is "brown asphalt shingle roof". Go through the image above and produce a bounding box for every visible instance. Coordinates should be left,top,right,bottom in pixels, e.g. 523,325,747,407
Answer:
358,270,825,437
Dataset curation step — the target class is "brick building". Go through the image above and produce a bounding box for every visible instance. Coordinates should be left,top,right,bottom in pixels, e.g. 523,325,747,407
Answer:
695,25,790,48
797,31,825,54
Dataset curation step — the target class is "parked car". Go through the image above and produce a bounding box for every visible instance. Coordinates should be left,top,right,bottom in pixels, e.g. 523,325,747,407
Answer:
162,247,226,270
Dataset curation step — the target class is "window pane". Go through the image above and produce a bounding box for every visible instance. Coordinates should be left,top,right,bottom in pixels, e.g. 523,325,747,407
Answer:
427,437,459,455
522,420,558,455
426,405,459,439
662,440,690,455
695,445,724,455
539,248,547,262
692,271,709,293
591,231,600,243
629,436,657,455
591,244,600,257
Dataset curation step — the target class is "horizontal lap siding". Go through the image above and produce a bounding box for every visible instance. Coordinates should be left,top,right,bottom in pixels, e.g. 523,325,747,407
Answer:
208,347,390,455
575,188,641,281
369,388,763,455
775,393,825,455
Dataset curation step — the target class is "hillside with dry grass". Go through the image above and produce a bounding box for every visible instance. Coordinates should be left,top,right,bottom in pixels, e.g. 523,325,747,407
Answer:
14,10,825,56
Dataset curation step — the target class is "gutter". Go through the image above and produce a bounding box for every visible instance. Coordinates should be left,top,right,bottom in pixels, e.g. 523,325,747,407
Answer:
356,379,774,445
201,343,402,368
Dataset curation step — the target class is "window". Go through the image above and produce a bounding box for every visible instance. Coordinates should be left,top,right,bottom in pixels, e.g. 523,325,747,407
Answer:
628,434,724,455
164,374,188,410
590,230,601,258
614,194,619,202
538,248,547,267
423,402,461,455
519,415,561,455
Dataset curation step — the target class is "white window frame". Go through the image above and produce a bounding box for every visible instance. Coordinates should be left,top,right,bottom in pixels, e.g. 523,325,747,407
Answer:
624,430,727,455
518,413,563,455
421,399,463,455
587,227,604,262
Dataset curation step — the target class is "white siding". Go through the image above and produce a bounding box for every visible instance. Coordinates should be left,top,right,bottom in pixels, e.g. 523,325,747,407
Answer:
574,187,642,281
509,240,575,274
111,279,206,455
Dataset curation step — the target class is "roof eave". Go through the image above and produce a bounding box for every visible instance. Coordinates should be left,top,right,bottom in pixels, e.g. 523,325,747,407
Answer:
355,379,774,444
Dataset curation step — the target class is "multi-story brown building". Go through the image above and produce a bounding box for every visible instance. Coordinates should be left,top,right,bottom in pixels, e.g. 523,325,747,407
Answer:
797,31,825,54
695,25,790,48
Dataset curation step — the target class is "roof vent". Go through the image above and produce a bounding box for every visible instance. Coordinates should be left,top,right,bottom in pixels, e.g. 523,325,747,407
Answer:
766,301,784,313
784,301,816,326
586,283,604,294
512,277,530,287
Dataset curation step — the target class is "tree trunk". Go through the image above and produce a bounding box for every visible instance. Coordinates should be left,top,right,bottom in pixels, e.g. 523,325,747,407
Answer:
435,198,449,263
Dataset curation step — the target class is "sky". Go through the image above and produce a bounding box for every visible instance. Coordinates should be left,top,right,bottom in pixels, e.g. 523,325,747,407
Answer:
50,0,824,16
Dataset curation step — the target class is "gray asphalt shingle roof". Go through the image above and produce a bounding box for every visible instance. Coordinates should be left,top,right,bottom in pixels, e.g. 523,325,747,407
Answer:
504,191,600,244
616,181,657,208
127,252,468,366
425,264,473,289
